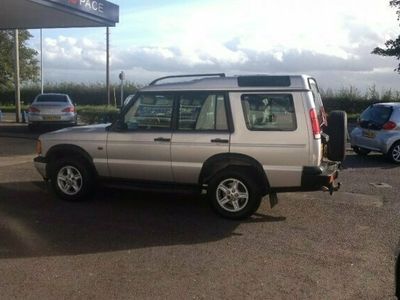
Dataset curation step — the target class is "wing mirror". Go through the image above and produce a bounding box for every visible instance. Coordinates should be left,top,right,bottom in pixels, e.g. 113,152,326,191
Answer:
114,119,127,131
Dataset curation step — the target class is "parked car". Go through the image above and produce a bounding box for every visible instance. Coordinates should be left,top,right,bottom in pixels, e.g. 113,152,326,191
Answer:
28,93,77,130
350,102,400,163
34,74,346,219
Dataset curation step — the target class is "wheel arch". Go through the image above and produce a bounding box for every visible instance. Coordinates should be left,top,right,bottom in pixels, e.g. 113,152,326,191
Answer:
198,153,270,196
45,144,97,176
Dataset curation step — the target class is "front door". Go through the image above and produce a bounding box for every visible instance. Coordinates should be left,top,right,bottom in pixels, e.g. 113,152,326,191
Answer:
107,93,174,182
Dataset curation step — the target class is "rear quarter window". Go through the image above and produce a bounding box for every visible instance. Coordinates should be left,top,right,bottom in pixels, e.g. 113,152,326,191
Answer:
241,94,297,131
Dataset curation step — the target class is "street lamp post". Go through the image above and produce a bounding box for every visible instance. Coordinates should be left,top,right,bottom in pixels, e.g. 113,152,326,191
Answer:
119,71,125,107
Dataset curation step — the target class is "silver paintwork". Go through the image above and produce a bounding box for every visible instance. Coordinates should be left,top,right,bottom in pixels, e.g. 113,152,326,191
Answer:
350,103,400,155
35,74,325,190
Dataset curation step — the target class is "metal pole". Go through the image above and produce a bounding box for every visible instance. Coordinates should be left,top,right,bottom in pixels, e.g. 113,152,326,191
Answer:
40,29,44,94
106,27,110,106
14,29,21,123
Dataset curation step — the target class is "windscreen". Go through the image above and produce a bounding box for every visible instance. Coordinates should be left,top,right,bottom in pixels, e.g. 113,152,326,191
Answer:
36,95,68,103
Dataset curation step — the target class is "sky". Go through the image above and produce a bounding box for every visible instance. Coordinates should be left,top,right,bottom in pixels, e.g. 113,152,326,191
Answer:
28,0,400,92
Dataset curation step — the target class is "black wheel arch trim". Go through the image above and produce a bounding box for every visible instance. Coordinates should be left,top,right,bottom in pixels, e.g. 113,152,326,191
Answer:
45,144,97,176
199,153,270,195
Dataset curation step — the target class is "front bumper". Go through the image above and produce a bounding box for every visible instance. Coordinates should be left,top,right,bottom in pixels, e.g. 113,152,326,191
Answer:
34,156,48,179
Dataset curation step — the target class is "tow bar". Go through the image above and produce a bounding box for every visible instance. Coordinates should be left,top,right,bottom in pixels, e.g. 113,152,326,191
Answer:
322,182,341,195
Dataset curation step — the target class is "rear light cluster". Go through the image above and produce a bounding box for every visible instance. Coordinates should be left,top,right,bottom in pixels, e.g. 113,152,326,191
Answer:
62,106,76,113
383,121,397,130
309,108,321,139
28,106,40,113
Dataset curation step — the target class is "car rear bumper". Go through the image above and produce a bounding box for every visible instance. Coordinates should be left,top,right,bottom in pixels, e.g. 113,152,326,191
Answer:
34,156,48,179
271,161,340,193
300,161,340,191
28,113,76,124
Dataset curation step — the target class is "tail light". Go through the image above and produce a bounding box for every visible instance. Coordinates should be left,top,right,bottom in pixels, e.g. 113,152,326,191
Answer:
62,106,76,113
309,108,321,139
383,121,397,130
28,106,40,113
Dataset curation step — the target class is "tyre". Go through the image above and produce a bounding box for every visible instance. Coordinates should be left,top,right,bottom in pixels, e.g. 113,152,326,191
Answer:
326,110,347,162
208,168,262,219
49,158,94,201
352,146,371,156
387,141,400,164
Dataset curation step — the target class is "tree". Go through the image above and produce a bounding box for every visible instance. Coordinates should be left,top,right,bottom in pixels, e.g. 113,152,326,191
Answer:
0,30,39,91
372,1,400,71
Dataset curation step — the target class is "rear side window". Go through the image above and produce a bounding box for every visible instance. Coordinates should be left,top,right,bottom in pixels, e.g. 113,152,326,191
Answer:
360,105,393,130
241,94,297,131
178,93,228,131
36,95,68,103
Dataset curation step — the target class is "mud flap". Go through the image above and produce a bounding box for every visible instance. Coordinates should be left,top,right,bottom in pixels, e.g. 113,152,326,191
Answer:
269,192,278,208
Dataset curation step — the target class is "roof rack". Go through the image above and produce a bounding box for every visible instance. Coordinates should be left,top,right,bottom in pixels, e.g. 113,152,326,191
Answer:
149,73,226,86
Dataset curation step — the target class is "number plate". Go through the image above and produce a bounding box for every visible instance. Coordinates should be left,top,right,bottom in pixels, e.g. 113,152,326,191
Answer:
43,115,61,121
362,130,376,138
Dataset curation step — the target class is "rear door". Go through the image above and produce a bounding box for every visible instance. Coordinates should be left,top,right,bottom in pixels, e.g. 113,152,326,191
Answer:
171,92,231,184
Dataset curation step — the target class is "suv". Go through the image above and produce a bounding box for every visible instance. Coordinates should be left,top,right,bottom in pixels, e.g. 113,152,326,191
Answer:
34,74,346,219
350,102,400,163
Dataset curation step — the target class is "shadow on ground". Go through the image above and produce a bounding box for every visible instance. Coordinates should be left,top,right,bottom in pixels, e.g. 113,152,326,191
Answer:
0,181,285,259
342,153,398,170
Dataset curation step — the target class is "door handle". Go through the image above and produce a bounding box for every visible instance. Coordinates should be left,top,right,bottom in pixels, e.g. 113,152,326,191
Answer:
154,137,171,142
211,138,229,144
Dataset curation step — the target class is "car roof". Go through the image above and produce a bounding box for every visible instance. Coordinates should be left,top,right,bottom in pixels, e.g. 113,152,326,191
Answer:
373,102,400,108
36,93,68,96
140,75,314,92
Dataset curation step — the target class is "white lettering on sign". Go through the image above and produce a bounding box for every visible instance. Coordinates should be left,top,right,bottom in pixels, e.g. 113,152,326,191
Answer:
77,0,104,14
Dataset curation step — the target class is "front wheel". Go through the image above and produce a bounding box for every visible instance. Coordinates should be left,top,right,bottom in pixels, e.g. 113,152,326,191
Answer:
387,142,400,164
208,169,262,219
49,158,94,201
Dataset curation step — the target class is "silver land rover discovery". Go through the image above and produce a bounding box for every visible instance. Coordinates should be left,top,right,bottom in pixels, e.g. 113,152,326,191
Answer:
34,74,346,219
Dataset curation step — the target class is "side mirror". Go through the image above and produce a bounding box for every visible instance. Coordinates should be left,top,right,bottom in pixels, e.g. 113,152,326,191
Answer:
114,119,127,131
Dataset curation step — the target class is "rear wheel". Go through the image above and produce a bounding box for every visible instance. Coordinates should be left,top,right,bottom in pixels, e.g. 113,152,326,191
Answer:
326,110,347,162
387,141,400,164
49,158,94,201
208,168,262,219
352,146,371,156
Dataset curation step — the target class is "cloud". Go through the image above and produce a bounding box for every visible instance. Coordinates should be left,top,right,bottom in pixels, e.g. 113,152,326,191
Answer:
33,0,400,90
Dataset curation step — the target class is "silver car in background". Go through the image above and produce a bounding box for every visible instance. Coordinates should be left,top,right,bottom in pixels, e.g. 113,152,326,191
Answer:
28,93,77,130
350,103,400,163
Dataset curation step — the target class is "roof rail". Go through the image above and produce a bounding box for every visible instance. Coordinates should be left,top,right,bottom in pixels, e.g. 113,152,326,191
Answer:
149,73,226,86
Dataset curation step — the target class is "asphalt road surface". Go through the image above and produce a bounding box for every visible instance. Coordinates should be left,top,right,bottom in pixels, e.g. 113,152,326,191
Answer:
0,126,399,299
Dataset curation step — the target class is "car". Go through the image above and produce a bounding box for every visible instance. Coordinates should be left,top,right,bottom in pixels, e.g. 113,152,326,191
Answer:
350,102,400,163
33,74,346,219
27,93,77,130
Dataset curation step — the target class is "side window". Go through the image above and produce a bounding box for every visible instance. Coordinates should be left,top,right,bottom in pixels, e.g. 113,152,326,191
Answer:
241,94,297,131
178,93,228,131
124,94,173,130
